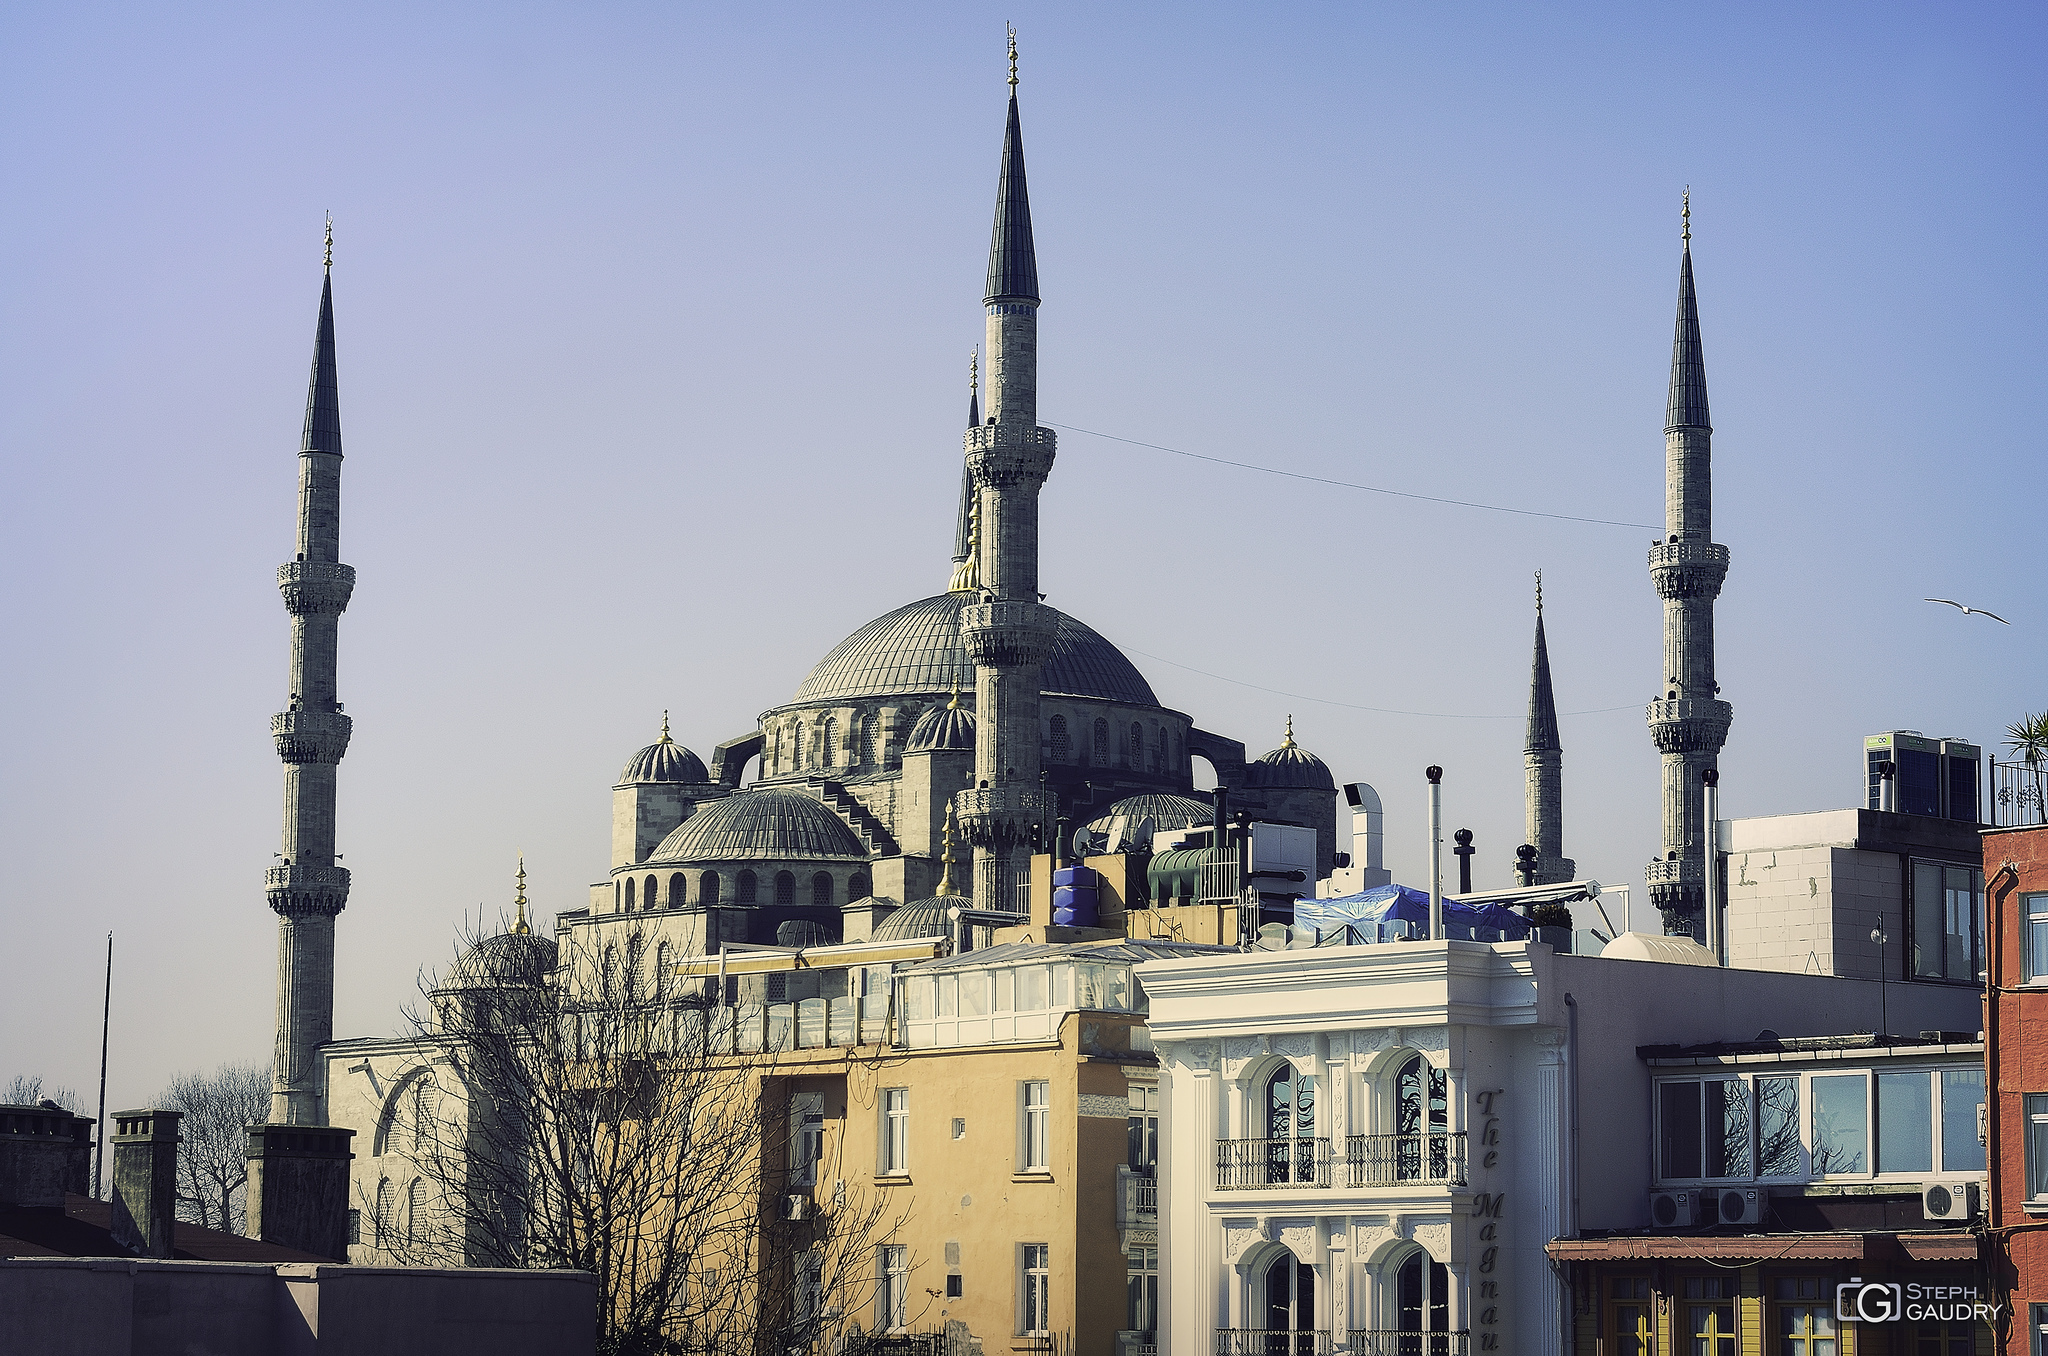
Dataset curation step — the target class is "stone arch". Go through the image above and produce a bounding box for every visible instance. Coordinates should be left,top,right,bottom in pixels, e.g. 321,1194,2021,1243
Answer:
669,873,687,908
775,871,796,907
811,872,833,907
849,873,870,902
623,877,636,911
644,874,657,908
738,870,758,904
823,717,838,769
700,870,721,904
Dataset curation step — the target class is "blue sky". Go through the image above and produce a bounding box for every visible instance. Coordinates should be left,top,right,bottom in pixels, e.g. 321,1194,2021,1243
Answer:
3,2,2041,1112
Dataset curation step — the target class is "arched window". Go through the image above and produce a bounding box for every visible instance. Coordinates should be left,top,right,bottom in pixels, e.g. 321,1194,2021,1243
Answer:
406,1179,424,1247
374,1177,394,1248
669,873,687,908
623,877,635,912
1394,1249,1450,1340
861,712,879,766
1263,1064,1317,1185
812,872,833,907
601,943,618,1002
1093,718,1109,765
701,871,721,904
411,1078,437,1154
645,874,657,908
1130,722,1143,768
794,723,805,770
1263,1252,1315,1338
1049,714,1070,763
1395,1055,1450,1181
775,872,796,907
849,873,870,902
626,934,644,1002
614,880,621,908
654,941,671,1001
738,871,758,904
823,717,838,769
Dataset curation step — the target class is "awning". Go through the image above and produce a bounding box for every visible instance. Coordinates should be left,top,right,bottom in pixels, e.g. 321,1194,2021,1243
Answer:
1295,886,1530,941
1546,1232,1980,1262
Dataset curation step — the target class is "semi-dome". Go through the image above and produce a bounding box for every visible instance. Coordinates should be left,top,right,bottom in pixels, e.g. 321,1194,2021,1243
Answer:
619,716,708,785
443,931,557,991
649,786,867,864
872,893,969,942
1077,792,1215,855
1244,717,1334,791
789,593,1158,707
905,697,976,753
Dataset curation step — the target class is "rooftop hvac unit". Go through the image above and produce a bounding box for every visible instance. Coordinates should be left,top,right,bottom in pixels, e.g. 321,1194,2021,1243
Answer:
1647,1190,1696,1229
1708,1187,1763,1226
784,1194,812,1222
1922,1181,1981,1222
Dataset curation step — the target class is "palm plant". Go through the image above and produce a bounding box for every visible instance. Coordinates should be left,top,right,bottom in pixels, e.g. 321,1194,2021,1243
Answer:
2006,713,2048,825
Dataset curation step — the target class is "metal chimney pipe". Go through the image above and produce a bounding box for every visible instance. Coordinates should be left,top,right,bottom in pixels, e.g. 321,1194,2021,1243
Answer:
1426,767,1444,940
1878,759,1896,813
1702,767,1721,965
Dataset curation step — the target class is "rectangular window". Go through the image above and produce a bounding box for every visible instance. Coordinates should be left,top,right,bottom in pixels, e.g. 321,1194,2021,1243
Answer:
2031,1302,2048,1356
792,1093,825,1189
1941,1068,1987,1172
1812,1074,1868,1176
1876,1070,1932,1174
1608,1277,1652,1356
1684,1276,1736,1355
1704,1079,1751,1178
2027,894,2048,983
1759,1076,1802,1177
1021,1081,1050,1171
877,1244,907,1332
881,1088,908,1174
1128,1084,1160,1175
960,971,989,1017
1912,861,1984,982
1775,1276,1835,1356
346,1209,360,1246
2029,1094,2048,1200
946,1273,963,1298
1021,1243,1051,1335
1126,1244,1158,1335
1017,965,1048,1011
1661,1080,1703,1179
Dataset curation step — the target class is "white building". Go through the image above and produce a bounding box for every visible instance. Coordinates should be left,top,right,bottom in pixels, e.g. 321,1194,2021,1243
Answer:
1136,937,1979,1356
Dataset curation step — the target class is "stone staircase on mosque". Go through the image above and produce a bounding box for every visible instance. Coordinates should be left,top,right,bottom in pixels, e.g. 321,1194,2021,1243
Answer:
809,779,899,858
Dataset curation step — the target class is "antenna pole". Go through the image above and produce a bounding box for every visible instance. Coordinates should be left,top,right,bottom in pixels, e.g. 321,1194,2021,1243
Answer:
94,931,112,1198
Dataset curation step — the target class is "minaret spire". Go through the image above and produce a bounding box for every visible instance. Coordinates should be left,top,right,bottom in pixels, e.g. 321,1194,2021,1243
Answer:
1524,571,1572,885
513,854,530,935
951,351,979,580
1645,192,1732,938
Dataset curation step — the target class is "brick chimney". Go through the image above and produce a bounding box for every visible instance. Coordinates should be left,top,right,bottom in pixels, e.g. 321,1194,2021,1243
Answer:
110,1108,181,1257
0,1103,94,1207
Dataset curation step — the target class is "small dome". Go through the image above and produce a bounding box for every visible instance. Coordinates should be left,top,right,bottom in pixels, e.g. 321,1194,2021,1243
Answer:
444,931,557,991
619,717,708,785
1244,717,1334,791
776,919,840,947
905,699,976,754
1080,793,1217,854
872,894,970,942
649,786,867,864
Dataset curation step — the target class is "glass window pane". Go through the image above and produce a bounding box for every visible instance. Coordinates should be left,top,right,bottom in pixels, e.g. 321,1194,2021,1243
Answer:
1941,1069,1987,1172
1812,1074,1868,1175
1017,965,1048,1011
1876,1071,1932,1173
1661,1082,1703,1179
1759,1076,1802,1177
2028,1095,2048,1199
1704,1080,1751,1178
2026,899,2048,982
935,974,957,1017
1914,862,1946,978
993,968,1014,1013
960,971,988,1016
1945,868,1979,982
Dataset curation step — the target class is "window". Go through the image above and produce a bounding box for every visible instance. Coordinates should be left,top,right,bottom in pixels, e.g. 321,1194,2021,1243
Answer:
1683,1276,1736,1356
1913,1316,1972,1356
1126,1244,1157,1335
738,871,756,904
1392,1251,1442,1339
410,1079,437,1154
669,873,686,908
1811,1074,1868,1175
1396,1054,1450,1180
626,934,644,1002
1264,1065,1317,1185
776,872,796,907
645,874,657,908
1093,719,1109,765
793,1250,824,1329
2029,1094,2048,1201
1877,1070,1933,1173
1657,1079,1749,1179
1021,1244,1051,1335
1129,721,1142,767
1128,1084,1159,1175
877,1244,908,1332
813,872,833,907
2032,1303,2048,1356
346,1209,360,1246
881,1089,909,1174
602,944,618,1000
1050,715,1069,763
374,1177,393,1248
823,717,837,768
1775,1277,1835,1356
654,942,671,1001
624,877,635,911
1607,1277,1652,1356
405,1179,423,1246
1911,861,1983,982
1759,1075,1802,1177
850,873,870,902
792,1093,824,1189
1020,1081,1050,1171
1941,1069,1986,1171
2027,894,2048,982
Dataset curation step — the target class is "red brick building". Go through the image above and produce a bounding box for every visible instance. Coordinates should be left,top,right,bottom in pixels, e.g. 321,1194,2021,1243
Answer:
1984,821,2048,1355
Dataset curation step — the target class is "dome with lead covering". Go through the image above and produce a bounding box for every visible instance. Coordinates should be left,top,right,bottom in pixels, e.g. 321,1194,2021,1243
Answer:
905,699,976,753
789,594,1157,707
649,787,867,864
1244,718,1334,791
444,931,557,991
619,717,708,785
1078,793,1217,854
871,893,969,942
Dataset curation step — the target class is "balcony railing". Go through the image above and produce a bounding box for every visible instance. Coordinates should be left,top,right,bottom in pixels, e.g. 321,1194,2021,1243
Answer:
1345,1132,1467,1187
1215,1331,1332,1356
1992,759,2048,828
1349,1332,1470,1356
1216,1137,1331,1190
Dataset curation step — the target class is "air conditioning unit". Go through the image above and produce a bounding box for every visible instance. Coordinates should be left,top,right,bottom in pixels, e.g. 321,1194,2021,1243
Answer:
1707,1187,1763,1226
784,1194,813,1222
1647,1190,1696,1229
1922,1181,1981,1222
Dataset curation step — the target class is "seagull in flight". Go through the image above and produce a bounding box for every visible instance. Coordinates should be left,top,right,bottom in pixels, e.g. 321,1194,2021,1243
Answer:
1925,597,2010,624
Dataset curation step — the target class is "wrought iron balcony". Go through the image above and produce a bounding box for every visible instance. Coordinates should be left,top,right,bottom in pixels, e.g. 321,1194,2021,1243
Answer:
1215,1137,1331,1190
1214,1331,1331,1355
1345,1132,1467,1187
1349,1332,1470,1356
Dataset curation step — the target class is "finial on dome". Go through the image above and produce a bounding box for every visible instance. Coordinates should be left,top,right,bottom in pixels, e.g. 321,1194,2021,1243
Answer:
660,710,672,744
1282,715,1296,750
949,494,983,594
1535,569,1543,615
1681,187,1691,248
970,348,979,394
323,213,333,271
947,674,962,710
937,803,958,895
1007,23,1018,91
513,853,530,935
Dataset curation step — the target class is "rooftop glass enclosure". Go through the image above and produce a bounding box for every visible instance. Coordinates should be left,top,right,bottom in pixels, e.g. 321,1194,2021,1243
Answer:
897,955,1151,1050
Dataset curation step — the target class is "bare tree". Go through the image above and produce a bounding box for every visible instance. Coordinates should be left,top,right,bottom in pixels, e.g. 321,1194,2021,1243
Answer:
157,1060,270,1233
381,919,907,1356
4,1075,82,1111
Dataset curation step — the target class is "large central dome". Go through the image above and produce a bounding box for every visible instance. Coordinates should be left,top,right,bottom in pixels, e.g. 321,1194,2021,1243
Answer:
790,593,1159,707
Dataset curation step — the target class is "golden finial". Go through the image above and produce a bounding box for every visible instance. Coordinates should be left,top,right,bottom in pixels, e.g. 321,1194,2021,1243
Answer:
660,710,672,744
937,804,958,895
947,674,962,710
969,348,978,393
1281,715,1296,750
1535,569,1544,615
1007,23,1018,91
512,853,530,935
323,213,333,270
1681,187,1691,248
948,494,983,593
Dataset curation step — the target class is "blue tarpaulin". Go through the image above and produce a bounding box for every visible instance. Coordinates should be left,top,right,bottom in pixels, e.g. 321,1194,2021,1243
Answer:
1294,885,1530,941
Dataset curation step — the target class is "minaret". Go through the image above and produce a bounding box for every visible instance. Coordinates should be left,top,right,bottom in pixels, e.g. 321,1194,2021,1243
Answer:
950,351,979,584
1523,573,1573,885
1644,192,1732,938
957,28,1057,914
267,218,355,1124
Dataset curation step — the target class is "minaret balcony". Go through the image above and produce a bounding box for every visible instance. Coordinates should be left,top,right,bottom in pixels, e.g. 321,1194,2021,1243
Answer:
1647,541,1729,599
955,785,1050,847
271,709,353,764
1644,858,1704,888
1646,698,1733,754
963,424,1056,487
960,600,1056,667
277,561,356,616
265,863,351,917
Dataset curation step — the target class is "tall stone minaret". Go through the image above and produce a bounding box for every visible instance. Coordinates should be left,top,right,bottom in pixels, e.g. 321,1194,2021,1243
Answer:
1644,194,1732,938
267,221,355,1125
1524,574,1573,885
958,31,1056,913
